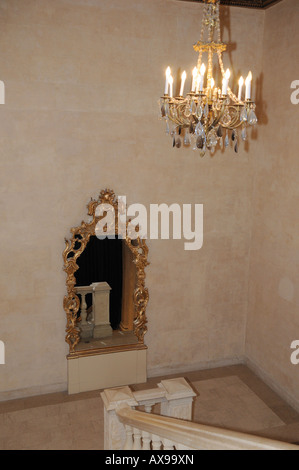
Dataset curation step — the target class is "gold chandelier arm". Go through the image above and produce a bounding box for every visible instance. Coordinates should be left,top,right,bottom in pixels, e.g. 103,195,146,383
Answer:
220,105,244,130
208,100,226,131
168,101,189,127
221,120,244,131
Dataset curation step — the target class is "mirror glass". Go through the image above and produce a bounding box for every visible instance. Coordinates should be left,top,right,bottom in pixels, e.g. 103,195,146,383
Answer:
74,236,138,351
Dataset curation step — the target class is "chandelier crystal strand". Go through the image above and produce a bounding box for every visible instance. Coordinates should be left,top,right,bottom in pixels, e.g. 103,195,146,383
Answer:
159,0,258,156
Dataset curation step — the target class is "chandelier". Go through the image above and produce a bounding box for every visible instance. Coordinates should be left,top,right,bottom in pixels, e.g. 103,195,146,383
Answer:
159,0,258,156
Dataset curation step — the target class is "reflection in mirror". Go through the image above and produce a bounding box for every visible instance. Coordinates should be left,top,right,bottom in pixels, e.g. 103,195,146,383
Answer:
63,189,149,356
76,236,123,330
74,236,138,350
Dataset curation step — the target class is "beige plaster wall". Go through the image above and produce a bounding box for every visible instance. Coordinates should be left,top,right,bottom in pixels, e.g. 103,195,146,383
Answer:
0,0,264,399
246,0,299,409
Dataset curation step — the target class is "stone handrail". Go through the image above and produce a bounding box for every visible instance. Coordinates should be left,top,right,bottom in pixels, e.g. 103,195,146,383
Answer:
116,405,299,450
101,377,299,451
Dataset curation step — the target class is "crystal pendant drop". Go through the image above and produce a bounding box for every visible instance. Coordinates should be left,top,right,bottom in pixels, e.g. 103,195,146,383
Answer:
171,106,177,120
196,135,204,149
234,140,238,153
190,100,197,115
195,121,204,136
241,126,247,141
199,145,206,158
169,121,176,136
196,104,203,119
192,133,198,151
175,136,182,148
207,130,218,149
184,131,191,147
248,109,258,125
240,107,248,122
231,129,236,141
222,112,231,126
204,102,209,117
220,135,224,149
165,102,169,117
217,125,223,137
224,132,229,148
184,100,191,118
165,120,170,135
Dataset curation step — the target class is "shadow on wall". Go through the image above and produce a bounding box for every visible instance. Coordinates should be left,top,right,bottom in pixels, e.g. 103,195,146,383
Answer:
219,4,268,151
219,6,236,75
255,73,268,126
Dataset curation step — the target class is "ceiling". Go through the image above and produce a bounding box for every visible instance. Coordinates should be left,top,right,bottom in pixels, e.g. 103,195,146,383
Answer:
178,0,282,9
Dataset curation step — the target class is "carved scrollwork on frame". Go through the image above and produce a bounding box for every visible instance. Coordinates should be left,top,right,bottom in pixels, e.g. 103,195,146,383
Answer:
63,189,149,355
130,238,149,344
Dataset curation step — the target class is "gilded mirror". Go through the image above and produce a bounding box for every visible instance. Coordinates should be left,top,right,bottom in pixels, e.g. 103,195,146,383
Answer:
63,189,149,356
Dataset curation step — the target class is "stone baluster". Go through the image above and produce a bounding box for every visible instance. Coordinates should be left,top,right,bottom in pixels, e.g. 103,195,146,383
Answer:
132,388,165,416
132,428,142,450
75,286,94,340
80,293,88,324
123,425,134,450
101,386,138,450
161,438,174,450
141,430,151,450
91,282,113,338
158,377,196,420
151,434,162,450
144,404,153,413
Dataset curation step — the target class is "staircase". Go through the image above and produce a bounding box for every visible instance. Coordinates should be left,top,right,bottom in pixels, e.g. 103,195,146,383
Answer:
101,377,299,451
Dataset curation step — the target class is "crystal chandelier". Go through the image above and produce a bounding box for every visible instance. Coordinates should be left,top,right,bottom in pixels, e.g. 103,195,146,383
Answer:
159,0,258,156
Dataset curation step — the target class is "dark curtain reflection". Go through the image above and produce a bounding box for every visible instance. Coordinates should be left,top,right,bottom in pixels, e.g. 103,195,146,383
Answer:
75,236,123,330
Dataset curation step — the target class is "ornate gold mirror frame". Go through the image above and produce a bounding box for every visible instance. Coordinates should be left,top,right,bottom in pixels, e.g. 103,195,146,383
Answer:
63,189,149,356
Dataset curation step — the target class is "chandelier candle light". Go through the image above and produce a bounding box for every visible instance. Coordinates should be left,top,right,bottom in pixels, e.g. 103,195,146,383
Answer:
159,0,258,156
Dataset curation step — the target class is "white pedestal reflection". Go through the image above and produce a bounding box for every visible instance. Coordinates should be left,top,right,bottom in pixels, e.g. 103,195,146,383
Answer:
91,281,113,339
